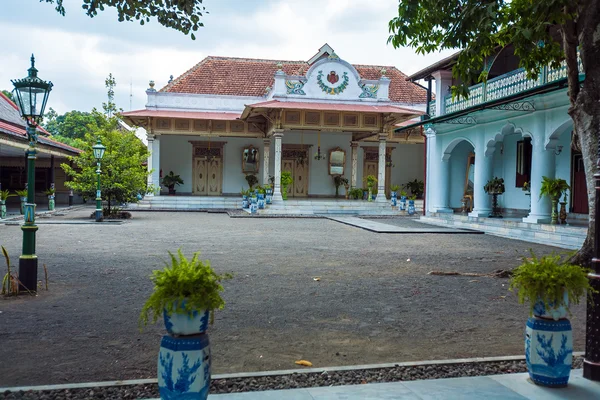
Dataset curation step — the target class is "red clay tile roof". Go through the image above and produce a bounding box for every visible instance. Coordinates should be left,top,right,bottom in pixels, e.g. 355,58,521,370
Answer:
122,109,240,120
161,56,428,105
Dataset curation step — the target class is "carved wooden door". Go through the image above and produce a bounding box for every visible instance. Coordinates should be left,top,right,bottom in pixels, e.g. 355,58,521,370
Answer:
364,154,391,196
364,161,378,187
194,158,208,195
207,158,222,195
293,160,308,197
282,159,295,197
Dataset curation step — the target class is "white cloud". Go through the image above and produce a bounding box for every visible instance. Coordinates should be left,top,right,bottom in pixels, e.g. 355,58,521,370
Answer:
0,0,454,114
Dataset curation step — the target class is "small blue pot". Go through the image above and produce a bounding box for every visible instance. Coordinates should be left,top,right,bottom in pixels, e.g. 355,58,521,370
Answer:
258,193,265,209
266,188,272,204
250,196,258,214
407,200,415,215
242,195,249,209
391,191,397,207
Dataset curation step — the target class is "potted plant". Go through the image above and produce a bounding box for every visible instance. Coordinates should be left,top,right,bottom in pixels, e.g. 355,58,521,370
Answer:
559,191,568,225
522,181,531,212
15,189,28,215
240,188,249,209
333,175,348,199
403,179,424,199
244,174,258,191
140,249,232,400
45,188,55,211
371,187,378,201
162,171,184,195
484,177,505,218
0,190,15,219
344,181,350,199
407,195,417,215
399,190,408,211
257,186,266,209
509,252,595,387
540,176,570,225
364,175,377,202
281,171,293,200
390,184,400,207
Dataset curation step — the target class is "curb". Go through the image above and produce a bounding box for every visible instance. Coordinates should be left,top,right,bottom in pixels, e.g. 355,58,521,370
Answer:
0,352,585,393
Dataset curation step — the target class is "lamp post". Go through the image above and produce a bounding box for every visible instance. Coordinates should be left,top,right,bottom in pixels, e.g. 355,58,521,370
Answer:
11,55,52,292
92,139,106,222
583,135,600,381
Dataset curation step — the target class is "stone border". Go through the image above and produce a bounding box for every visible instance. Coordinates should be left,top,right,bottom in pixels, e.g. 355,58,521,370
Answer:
0,352,584,393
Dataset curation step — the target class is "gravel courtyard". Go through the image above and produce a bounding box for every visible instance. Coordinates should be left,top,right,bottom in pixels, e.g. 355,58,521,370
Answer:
0,209,585,387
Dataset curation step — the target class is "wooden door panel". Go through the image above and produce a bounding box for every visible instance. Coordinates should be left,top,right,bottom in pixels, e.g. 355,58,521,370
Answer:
194,158,207,195
294,160,308,197
364,161,378,184
207,158,222,195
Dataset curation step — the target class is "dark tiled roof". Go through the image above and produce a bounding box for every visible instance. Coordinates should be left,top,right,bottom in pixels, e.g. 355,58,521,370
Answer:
161,56,428,104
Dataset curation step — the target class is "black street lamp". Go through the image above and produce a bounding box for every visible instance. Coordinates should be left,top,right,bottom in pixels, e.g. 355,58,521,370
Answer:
92,139,106,222
583,137,600,381
11,54,53,292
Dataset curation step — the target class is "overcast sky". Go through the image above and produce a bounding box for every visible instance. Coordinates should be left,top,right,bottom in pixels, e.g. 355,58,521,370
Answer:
0,0,454,115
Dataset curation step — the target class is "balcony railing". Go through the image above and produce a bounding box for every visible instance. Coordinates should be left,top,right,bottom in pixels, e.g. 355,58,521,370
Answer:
439,54,583,116
428,100,436,117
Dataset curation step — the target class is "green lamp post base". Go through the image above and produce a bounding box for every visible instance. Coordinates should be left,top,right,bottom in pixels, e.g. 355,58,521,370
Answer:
18,255,38,293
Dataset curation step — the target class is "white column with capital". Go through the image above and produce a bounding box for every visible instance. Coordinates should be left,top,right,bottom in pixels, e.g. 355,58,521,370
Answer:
469,147,494,217
263,138,271,186
272,130,284,202
375,133,387,202
152,135,161,196
146,135,154,196
432,134,451,213
523,136,555,223
350,141,358,188
431,70,453,116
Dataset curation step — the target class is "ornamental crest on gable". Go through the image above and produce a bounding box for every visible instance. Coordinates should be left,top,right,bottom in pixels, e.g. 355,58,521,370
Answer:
317,70,349,95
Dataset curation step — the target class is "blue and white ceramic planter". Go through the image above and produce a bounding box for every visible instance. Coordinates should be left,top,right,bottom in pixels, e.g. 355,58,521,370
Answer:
241,195,248,209
0,200,6,219
48,195,55,211
391,191,397,207
250,196,258,214
158,334,211,400
258,194,265,209
407,200,415,215
525,293,572,387
164,306,209,336
265,189,272,204
399,196,407,211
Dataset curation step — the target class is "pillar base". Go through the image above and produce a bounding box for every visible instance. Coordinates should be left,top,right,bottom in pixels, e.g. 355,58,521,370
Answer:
18,256,38,293
375,194,387,203
272,193,283,202
522,213,551,224
469,209,492,218
434,207,453,213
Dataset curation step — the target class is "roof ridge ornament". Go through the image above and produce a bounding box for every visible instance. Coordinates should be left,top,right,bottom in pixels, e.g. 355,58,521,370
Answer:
148,80,156,92
381,68,387,77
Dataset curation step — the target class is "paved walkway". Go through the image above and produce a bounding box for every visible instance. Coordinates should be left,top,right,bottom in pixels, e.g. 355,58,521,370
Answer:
146,370,599,399
327,216,481,234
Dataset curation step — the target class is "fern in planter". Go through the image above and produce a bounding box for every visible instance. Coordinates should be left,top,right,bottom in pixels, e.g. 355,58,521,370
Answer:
15,189,28,198
281,171,293,200
0,190,15,201
540,176,570,201
139,249,232,329
509,251,595,315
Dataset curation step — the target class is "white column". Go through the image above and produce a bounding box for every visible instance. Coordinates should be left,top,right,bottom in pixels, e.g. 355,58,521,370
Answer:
263,138,270,186
469,150,494,217
375,133,387,202
436,158,452,212
146,135,154,196
523,137,555,223
350,141,358,188
431,133,452,213
272,130,284,202
152,135,161,196
424,128,435,214
431,70,453,116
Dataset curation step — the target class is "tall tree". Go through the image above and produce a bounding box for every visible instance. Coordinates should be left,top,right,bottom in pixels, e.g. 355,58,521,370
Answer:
389,0,599,264
103,73,118,118
43,108,103,140
61,112,150,215
42,0,207,39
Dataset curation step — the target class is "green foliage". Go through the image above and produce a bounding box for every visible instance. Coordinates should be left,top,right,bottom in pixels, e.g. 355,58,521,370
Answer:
540,176,570,200
509,251,596,315
1,90,14,101
139,249,232,328
333,176,349,198
45,188,55,196
363,175,377,188
390,184,400,192
281,171,293,200
349,188,363,200
408,195,417,201
103,73,118,117
61,111,150,215
403,179,424,198
0,190,15,201
484,177,505,194
15,189,28,198
244,174,258,189
399,190,408,197
162,171,184,189
43,107,103,141
388,0,573,99
43,0,207,39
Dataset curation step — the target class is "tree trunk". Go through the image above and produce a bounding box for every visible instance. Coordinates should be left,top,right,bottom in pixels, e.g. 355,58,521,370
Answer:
567,0,600,266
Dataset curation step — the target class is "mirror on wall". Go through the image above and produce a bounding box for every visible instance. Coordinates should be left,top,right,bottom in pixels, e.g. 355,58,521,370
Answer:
329,147,346,175
242,145,259,174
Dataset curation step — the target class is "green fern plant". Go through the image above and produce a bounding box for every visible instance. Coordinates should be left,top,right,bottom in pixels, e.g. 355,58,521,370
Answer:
139,249,232,329
15,189,28,198
0,190,15,201
539,176,570,201
509,251,595,315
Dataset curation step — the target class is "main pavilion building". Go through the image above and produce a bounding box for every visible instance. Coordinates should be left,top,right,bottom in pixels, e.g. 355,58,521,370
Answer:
122,44,428,205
